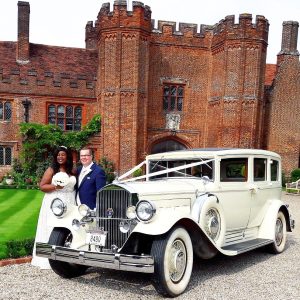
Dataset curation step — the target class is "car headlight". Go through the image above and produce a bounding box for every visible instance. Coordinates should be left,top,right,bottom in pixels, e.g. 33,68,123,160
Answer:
136,200,156,222
50,198,66,218
126,206,136,219
78,204,91,217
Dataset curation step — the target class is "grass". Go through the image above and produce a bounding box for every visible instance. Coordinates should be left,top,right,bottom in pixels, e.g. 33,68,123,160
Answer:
0,189,44,259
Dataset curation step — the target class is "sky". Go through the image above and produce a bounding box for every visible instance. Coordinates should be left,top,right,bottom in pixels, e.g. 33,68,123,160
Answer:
0,0,299,63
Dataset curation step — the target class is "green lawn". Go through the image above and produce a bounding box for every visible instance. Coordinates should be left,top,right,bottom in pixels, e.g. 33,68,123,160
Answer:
0,189,44,259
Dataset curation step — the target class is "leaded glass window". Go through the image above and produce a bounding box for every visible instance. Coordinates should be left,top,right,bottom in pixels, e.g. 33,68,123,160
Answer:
0,101,12,121
47,104,82,131
4,102,12,120
74,106,82,130
163,85,184,112
0,146,12,165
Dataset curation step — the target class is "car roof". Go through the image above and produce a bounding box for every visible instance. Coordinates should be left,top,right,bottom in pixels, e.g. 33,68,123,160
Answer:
146,148,281,160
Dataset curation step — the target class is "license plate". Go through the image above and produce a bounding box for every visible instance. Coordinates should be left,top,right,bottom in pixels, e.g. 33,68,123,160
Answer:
86,231,107,246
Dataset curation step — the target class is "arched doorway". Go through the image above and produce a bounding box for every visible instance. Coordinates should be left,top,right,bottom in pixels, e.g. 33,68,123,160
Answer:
151,139,187,154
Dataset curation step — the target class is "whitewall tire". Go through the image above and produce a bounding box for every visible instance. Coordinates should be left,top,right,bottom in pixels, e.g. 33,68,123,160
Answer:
151,226,193,297
267,211,287,254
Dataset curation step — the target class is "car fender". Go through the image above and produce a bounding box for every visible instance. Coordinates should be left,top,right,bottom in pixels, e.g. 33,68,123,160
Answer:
258,199,290,240
132,193,227,251
195,193,227,248
48,204,90,249
132,204,194,235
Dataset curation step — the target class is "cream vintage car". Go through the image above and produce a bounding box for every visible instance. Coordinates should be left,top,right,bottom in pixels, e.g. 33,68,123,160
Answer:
36,148,294,297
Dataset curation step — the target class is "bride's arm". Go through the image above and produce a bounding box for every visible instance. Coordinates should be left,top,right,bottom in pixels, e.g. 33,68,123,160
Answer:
39,167,57,192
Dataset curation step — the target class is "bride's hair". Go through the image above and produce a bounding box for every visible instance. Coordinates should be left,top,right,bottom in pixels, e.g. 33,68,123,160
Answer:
52,146,73,175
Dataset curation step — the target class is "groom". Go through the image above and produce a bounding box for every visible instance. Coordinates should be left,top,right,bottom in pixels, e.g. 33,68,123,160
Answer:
76,147,106,209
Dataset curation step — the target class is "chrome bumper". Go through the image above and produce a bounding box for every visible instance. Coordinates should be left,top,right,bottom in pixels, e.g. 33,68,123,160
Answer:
36,242,154,273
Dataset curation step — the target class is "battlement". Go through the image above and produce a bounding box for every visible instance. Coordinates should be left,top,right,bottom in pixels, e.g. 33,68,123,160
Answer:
85,21,98,49
151,13,268,41
97,1,152,32
152,20,214,39
212,14,269,45
0,67,96,98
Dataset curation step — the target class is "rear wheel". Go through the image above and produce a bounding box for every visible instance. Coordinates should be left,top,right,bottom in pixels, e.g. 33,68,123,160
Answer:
49,228,88,278
267,211,287,254
151,227,193,297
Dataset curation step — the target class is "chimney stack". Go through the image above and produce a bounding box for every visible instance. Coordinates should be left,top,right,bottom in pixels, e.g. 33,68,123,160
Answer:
278,21,299,56
17,1,30,63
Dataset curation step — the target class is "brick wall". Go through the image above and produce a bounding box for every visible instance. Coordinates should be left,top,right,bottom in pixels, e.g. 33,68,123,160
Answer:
0,1,299,178
267,55,300,174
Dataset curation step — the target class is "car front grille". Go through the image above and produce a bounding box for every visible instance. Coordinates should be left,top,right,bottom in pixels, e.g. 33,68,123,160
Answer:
96,185,137,249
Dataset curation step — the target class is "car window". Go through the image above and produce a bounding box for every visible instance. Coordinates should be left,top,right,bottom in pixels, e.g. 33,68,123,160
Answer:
270,159,279,181
149,159,213,180
220,158,248,182
254,158,267,181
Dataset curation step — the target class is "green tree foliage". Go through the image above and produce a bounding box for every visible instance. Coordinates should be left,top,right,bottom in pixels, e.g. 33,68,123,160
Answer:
291,168,300,182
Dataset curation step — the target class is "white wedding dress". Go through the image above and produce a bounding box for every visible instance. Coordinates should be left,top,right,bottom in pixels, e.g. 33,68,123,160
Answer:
31,175,76,269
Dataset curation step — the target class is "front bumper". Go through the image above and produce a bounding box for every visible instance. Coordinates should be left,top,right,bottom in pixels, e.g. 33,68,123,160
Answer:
36,242,154,273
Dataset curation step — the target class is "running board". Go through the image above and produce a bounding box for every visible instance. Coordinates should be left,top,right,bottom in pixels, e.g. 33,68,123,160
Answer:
221,238,273,254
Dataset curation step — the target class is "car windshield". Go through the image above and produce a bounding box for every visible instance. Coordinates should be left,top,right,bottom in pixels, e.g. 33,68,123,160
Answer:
149,159,214,180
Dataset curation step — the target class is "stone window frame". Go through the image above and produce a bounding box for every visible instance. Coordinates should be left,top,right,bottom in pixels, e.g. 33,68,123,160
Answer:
162,84,185,113
0,145,13,166
47,103,83,131
0,100,12,121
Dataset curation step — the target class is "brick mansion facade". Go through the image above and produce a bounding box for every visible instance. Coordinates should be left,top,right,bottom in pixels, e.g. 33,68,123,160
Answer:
0,1,299,177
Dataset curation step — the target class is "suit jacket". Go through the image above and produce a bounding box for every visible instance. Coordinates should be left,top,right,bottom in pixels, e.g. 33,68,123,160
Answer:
76,163,106,209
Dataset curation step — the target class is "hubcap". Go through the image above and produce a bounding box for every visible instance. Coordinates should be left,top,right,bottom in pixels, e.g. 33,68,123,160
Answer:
168,239,187,282
275,218,283,246
205,208,221,241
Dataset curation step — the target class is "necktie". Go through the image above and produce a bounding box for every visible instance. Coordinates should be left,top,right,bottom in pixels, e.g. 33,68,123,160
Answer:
79,168,87,185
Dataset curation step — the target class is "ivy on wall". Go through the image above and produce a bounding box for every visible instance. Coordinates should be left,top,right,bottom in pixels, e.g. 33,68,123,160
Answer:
18,114,101,178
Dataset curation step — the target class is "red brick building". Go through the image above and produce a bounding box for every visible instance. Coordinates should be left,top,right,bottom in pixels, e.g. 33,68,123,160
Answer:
0,1,299,178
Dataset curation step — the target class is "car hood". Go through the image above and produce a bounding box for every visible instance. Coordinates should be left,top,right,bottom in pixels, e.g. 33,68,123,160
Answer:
109,178,210,197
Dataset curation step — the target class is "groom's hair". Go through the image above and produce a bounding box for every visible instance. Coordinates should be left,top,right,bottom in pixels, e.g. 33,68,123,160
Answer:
80,147,93,157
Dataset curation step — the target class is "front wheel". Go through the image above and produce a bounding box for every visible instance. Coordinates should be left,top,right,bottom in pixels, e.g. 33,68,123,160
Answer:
151,227,193,297
48,228,88,278
266,211,287,254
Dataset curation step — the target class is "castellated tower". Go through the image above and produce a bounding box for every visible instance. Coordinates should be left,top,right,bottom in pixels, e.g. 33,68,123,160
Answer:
206,14,269,148
96,1,152,174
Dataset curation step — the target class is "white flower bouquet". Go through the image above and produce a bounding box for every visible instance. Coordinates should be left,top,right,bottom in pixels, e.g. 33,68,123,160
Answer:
53,172,70,187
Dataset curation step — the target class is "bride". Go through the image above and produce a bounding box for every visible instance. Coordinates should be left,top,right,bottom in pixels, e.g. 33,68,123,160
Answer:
31,146,76,269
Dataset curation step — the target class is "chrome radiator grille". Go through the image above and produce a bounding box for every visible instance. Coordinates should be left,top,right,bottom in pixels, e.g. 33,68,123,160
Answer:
96,187,134,249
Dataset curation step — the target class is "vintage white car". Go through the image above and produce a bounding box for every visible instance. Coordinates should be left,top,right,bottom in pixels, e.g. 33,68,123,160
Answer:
36,148,294,297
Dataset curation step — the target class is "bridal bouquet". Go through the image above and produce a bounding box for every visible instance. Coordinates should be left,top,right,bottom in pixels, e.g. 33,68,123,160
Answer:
53,172,70,187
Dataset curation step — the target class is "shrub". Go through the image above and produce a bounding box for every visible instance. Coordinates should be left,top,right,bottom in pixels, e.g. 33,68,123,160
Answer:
133,168,143,177
290,168,300,182
98,157,115,184
5,238,35,258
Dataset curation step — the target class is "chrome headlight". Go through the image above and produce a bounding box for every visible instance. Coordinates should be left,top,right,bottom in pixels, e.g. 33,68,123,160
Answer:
136,200,156,222
50,198,66,218
126,206,136,219
78,204,91,217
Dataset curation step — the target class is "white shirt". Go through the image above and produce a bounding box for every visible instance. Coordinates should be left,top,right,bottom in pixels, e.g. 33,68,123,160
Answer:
78,162,93,185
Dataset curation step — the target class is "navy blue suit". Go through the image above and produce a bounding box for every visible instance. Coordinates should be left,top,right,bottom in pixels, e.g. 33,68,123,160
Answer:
77,163,106,209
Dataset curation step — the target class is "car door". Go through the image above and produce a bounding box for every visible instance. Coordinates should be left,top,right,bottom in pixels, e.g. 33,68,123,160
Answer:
216,156,251,231
247,156,281,228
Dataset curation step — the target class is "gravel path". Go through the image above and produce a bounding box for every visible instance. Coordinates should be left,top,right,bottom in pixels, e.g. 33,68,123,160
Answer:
0,194,299,300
